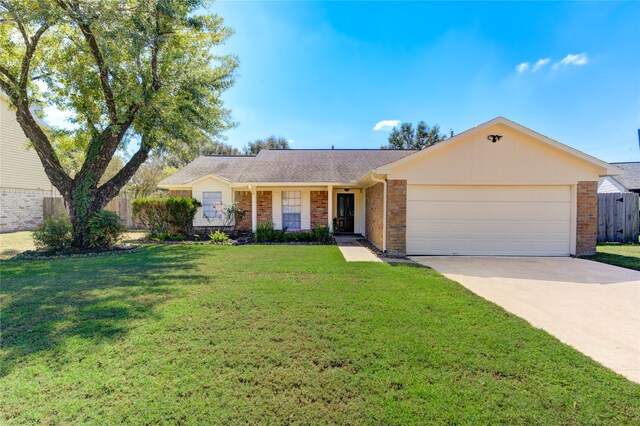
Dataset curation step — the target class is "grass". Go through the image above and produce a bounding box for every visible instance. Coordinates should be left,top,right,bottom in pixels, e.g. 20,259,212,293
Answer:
0,232,35,259
590,243,640,270
1,245,639,424
0,231,145,259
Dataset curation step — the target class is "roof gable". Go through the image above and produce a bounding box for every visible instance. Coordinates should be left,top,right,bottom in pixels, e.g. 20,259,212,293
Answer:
610,162,640,190
376,117,621,177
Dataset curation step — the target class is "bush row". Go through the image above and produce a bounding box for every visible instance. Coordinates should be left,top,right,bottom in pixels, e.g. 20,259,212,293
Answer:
33,210,124,251
132,196,201,235
254,223,332,243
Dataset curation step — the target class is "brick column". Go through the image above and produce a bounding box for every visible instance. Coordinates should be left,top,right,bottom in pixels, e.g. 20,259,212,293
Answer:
234,191,252,231
576,181,597,256
311,191,328,228
386,180,407,256
365,183,384,250
257,191,273,225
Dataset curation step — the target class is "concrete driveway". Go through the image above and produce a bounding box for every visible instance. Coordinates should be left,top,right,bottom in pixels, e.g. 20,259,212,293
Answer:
409,256,640,383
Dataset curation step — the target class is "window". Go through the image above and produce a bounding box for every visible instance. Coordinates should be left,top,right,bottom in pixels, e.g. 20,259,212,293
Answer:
202,192,223,218
282,191,301,230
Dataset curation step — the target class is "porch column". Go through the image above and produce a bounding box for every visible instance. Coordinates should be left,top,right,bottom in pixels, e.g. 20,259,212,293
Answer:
327,185,333,231
251,187,257,232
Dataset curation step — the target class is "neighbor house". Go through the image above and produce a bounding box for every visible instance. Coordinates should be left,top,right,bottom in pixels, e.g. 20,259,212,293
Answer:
0,93,59,232
159,117,621,256
598,162,640,194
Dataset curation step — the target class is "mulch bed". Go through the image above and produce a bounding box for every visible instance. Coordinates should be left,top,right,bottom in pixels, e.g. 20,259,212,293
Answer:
357,238,405,259
11,244,143,261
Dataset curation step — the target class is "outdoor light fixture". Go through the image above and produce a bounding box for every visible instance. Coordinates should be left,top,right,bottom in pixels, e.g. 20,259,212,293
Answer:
344,188,350,192
487,134,503,143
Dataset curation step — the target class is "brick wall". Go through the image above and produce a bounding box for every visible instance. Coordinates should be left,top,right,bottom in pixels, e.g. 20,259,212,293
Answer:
365,183,384,250
257,191,272,225
310,191,328,228
0,188,56,232
386,180,407,256
576,181,597,256
234,191,252,231
168,189,192,197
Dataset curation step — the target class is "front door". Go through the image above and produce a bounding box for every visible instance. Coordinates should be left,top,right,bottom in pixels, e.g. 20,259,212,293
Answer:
336,193,355,233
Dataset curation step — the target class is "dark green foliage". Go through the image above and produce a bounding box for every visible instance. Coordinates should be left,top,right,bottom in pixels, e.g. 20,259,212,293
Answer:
244,136,290,155
32,215,73,251
311,226,332,243
382,121,449,150
86,210,125,247
254,223,333,243
132,197,202,235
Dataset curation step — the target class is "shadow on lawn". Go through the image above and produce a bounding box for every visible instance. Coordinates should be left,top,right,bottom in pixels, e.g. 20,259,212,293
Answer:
0,246,209,376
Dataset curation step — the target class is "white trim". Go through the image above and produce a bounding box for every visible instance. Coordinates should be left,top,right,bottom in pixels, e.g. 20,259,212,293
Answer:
232,181,358,187
570,184,577,255
374,117,622,177
251,187,257,232
327,185,333,231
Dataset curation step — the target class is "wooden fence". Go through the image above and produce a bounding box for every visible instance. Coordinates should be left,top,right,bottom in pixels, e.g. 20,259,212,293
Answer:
43,195,138,229
597,193,639,243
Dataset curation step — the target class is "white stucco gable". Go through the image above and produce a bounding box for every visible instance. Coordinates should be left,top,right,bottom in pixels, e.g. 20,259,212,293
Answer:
375,117,621,184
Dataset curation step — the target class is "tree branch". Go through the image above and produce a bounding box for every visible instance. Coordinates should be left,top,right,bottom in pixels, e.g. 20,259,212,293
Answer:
54,0,118,123
96,144,150,207
13,100,72,195
20,24,50,90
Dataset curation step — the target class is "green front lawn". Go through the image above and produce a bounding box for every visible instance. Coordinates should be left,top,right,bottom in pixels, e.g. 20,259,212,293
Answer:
1,245,639,424
590,243,640,271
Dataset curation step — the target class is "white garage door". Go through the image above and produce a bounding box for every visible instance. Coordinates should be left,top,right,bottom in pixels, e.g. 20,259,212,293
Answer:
406,185,572,256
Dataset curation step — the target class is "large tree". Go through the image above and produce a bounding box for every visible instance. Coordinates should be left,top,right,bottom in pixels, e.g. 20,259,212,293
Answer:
0,0,237,246
382,121,449,150
244,135,289,155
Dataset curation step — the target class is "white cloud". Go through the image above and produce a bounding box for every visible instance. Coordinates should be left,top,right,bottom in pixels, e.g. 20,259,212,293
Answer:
553,53,588,70
532,58,551,72
373,120,401,131
516,62,529,73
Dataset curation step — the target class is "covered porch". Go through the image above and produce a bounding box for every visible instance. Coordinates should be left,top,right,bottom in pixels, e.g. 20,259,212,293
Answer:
231,184,366,234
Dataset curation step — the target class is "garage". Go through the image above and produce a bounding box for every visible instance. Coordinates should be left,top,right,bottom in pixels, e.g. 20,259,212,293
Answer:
406,185,572,256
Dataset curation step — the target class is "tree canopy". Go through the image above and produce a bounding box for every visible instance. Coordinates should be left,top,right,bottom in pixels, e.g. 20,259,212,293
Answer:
382,121,450,150
0,0,237,245
244,136,289,155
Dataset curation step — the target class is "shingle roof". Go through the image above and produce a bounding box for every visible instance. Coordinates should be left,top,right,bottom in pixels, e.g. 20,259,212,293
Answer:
159,149,416,186
611,162,640,190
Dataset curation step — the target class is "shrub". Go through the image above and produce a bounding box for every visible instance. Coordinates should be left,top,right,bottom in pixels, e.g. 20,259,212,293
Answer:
132,196,201,236
311,226,332,243
255,222,276,242
209,229,230,243
222,203,247,233
86,210,125,247
254,223,333,243
148,230,172,242
33,215,74,251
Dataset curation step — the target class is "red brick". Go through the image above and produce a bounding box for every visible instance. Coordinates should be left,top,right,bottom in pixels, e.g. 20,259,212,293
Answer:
311,191,328,228
234,191,252,231
576,181,597,256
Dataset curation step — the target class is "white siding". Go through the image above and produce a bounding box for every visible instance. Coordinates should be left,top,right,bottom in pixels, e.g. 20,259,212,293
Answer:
191,176,233,227
0,96,56,192
406,185,572,256
598,176,626,193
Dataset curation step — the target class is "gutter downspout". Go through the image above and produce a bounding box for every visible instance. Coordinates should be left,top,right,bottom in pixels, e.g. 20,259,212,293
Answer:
371,174,387,252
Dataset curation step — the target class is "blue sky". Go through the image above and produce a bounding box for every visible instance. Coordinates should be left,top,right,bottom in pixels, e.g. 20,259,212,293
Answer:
208,1,639,162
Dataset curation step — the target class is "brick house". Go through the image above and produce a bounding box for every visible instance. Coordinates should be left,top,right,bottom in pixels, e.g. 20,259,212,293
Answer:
159,117,621,257
0,93,60,232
